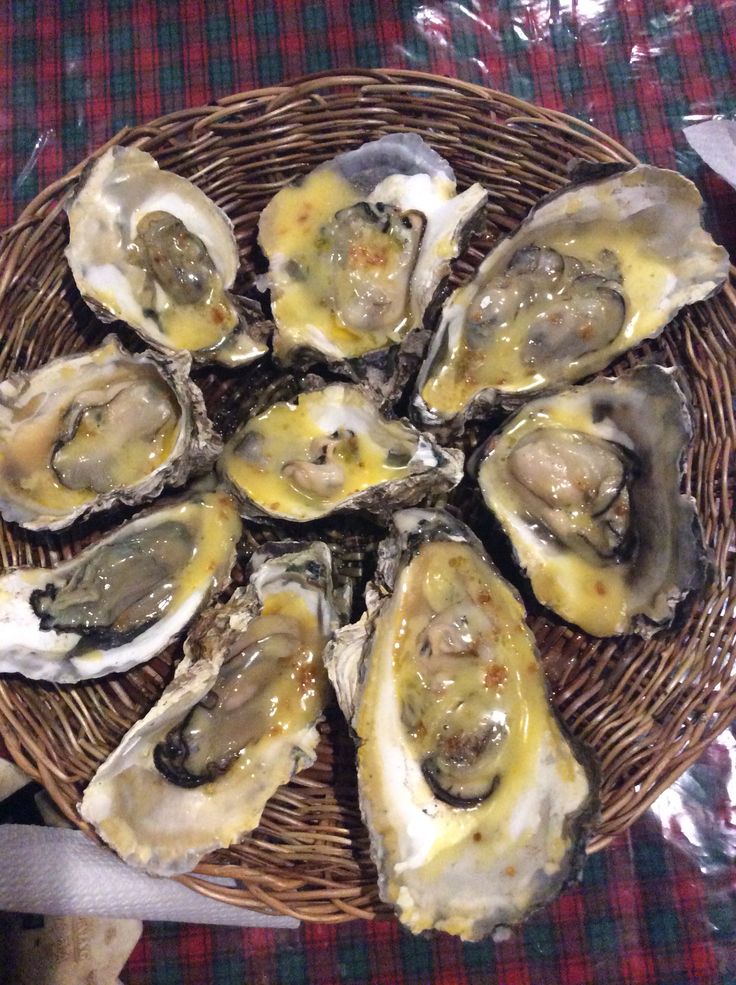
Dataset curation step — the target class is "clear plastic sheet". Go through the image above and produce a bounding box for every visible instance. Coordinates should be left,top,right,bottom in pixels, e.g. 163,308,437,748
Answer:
645,728,736,974
405,0,735,146
4,1,736,229
650,728,736,880
403,1,736,252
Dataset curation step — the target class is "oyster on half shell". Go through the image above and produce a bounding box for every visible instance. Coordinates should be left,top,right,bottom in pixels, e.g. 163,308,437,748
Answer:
325,509,597,940
0,336,220,530
259,133,487,397
81,541,343,876
66,147,271,366
218,381,463,523
414,164,729,434
0,489,241,682
474,365,706,637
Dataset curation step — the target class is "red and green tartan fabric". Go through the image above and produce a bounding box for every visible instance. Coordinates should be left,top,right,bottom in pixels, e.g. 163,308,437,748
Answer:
2,1,736,982
2,0,735,237
121,813,736,985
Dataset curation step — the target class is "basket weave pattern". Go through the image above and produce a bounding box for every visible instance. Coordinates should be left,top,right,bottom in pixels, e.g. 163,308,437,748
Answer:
0,71,734,923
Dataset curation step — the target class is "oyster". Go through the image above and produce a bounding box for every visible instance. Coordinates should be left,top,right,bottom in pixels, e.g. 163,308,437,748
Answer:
325,509,596,940
80,541,342,876
474,365,706,637
218,381,463,522
259,133,487,395
0,336,221,530
0,490,241,682
414,164,730,434
66,147,270,366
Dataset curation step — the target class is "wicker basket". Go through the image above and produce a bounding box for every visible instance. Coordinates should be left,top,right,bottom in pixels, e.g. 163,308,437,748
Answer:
0,70,734,924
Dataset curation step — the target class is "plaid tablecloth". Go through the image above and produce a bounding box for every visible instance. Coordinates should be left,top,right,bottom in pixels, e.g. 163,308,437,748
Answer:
121,815,736,985
3,0,736,240
120,731,736,985
2,2,736,983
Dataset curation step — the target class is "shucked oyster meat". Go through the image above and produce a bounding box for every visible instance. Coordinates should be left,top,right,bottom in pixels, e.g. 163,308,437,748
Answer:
326,509,596,940
66,147,271,366
259,133,487,395
474,365,706,637
0,336,220,530
0,490,241,682
414,164,729,433
218,381,463,522
81,541,343,876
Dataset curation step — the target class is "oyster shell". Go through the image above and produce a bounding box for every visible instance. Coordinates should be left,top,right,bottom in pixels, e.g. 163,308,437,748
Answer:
0,336,221,530
218,381,463,523
80,541,342,876
259,133,487,396
66,147,271,366
325,508,597,940
414,164,730,434
0,490,241,682
474,365,706,637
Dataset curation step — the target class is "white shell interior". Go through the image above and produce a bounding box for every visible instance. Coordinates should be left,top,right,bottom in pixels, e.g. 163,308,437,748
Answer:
0,492,241,682
80,542,340,876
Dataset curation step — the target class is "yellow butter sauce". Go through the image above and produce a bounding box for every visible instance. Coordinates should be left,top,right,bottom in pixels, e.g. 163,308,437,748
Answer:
221,386,417,521
156,272,239,352
166,492,242,615
421,217,673,417
260,168,414,359
356,540,584,899
0,342,183,518
479,403,630,637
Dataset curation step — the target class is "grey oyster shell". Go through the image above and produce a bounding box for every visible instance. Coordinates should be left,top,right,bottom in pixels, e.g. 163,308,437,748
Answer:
217,379,464,523
413,164,730,437
0,336,222,530
258,132,487,401
0,489,241,682
325,508,597,940
65,147,271,367
80,540,343,876
473,364,707,637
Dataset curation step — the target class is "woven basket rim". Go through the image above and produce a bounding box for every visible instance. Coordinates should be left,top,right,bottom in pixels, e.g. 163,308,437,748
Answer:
0,69,734,925
4,68,645,234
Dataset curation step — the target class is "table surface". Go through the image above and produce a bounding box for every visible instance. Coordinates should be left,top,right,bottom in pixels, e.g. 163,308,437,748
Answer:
2,2,736,983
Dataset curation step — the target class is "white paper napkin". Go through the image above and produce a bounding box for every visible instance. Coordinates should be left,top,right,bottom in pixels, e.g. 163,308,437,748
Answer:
0,758,30,803
0,824,298,928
